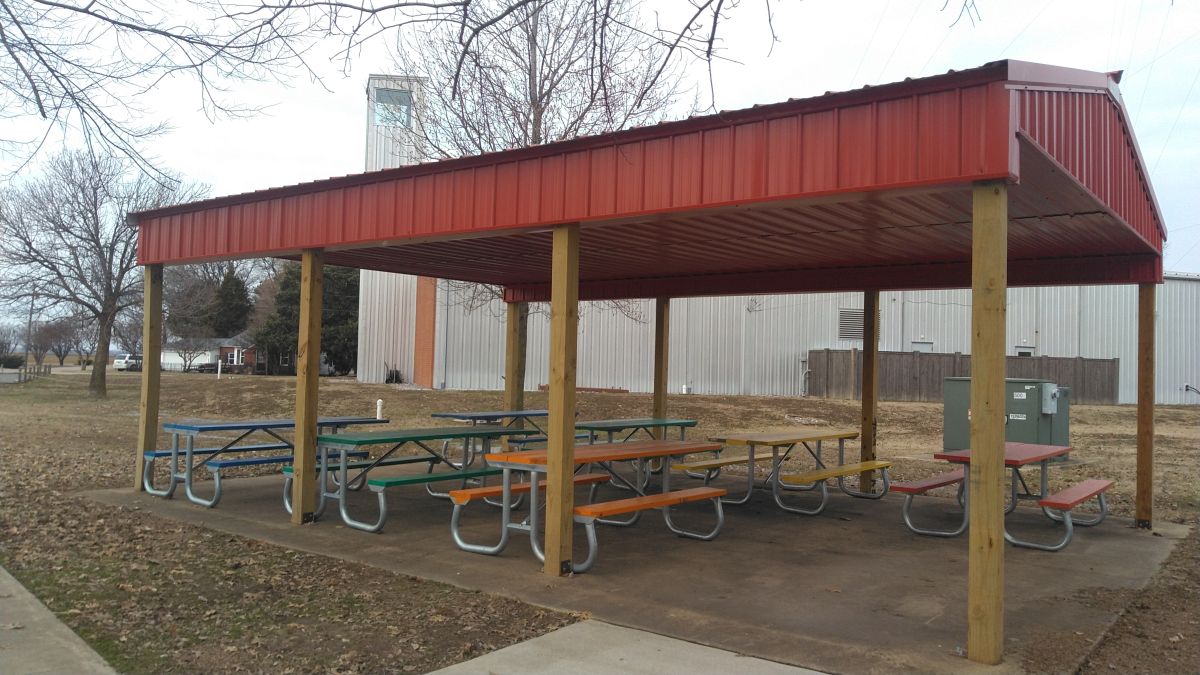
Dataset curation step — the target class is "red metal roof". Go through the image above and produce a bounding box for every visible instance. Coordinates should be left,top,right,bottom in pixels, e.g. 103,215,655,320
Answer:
132,60,1166,298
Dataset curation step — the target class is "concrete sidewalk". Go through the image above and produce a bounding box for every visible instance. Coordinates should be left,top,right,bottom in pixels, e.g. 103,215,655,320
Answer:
0,566,116,675
434,620,823,675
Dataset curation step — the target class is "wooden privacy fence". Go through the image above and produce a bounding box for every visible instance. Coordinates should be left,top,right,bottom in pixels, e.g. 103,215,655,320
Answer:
807,350,1119,404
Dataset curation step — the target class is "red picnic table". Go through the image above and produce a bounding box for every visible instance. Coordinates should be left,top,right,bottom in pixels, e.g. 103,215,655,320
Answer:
894,442,1112,551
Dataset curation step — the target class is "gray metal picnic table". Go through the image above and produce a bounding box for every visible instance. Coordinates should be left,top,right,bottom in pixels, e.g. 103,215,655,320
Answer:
145,416,388,507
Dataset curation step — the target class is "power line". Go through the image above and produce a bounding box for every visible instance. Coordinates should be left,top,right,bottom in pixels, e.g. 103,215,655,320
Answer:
999,0,1056,58
1151,62,1200,173
850,0,892,88
1134,3,1173,123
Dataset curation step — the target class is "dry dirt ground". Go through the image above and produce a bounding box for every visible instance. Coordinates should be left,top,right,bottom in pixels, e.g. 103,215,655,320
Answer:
0,372,1196,674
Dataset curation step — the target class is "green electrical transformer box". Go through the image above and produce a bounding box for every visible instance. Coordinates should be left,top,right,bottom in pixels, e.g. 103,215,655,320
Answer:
943,377,1070,450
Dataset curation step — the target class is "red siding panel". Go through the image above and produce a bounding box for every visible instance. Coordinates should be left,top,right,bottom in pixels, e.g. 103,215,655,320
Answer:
134,60,1160,277
838,104,875,188
615,142,644,213
589,147,616,216
517,159,541,226
801,110,837,192
1017,88,1164,248
765,116,801,197
701,128,733,203
562,151,590,219
918,90,960,179
539,155,564,222
732,122,766,201
671,132,702,207
876,97,916,184
643,138,673,210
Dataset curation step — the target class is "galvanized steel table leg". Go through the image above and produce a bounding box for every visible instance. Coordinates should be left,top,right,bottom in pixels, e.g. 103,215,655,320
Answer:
143,432,181,497
661,454,725,540
451,467,516,555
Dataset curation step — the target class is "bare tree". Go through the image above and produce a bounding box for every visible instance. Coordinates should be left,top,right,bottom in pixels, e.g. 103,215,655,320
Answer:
0,150,206,396
111,307,144,355
42,317,75,366
0,322,18,360
172,335,212,372
71,314,97,370
393,0,690,317
0,0,806,176
27,318,52,364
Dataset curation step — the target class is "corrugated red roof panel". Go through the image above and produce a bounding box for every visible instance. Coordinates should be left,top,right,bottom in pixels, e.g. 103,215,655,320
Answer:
132,60,1166,297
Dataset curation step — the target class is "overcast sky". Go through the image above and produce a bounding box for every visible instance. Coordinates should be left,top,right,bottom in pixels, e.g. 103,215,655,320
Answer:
15,0,1200,273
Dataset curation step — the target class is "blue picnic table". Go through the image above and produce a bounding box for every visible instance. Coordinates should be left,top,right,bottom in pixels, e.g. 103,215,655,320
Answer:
145,416,388,507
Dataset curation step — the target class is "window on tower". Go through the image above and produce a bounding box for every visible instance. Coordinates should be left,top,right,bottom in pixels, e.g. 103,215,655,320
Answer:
375,88,412,127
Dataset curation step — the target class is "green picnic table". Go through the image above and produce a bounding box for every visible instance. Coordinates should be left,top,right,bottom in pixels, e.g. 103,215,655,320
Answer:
312,425,539,532
575,418,697,444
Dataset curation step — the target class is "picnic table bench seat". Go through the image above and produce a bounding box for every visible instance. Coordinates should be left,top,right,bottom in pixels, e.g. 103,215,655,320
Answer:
281,455,435,515
893,468,968,537
773,460,893,516
335,467,504,534
143,442,290,459
1006,479,1114,552
142,442,292,494
449,474,614,558
508,432,590,447
671,452,778,473
448,472,611,506
186,449,369,509
569,486,727,573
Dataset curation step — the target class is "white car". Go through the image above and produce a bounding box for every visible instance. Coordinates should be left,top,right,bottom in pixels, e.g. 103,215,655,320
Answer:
114,353,141,371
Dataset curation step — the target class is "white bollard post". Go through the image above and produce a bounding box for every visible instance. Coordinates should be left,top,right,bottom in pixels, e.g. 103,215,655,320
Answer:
376,399,384,420
217,359,222,380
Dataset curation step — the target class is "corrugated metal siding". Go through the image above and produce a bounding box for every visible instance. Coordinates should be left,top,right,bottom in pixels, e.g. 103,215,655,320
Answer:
136,67,1016,265
1017,88,1164,251
356,271,417,383
356,76,423,384
433,277,1199,404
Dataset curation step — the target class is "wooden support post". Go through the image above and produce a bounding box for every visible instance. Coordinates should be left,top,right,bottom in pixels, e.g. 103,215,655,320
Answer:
291,250,324,524
545,224,579,575
652,297,670,434
1135,283,1156,528
860,290,880,487
135,264,163,490
504,301,529,418
967,181,1008,665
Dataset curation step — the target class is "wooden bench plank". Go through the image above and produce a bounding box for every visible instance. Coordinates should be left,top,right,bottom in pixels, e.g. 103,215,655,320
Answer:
367,467,501,489
891,469,965,495
574,487,726,519
448,473,611,505
672,453,777,472
1039,479,1114,510
780,460,892,486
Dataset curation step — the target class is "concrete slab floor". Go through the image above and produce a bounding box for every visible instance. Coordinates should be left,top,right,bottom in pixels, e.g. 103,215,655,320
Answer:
85,471,1187,675
432,619,824,674
0,565,117,675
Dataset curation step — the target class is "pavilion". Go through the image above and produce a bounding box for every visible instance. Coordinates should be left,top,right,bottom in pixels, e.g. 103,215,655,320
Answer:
128,59,1165,665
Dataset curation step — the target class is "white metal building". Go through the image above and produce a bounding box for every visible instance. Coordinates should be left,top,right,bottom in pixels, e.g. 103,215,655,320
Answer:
361,273,1200,405
352,77,1198,405
356,75,425,384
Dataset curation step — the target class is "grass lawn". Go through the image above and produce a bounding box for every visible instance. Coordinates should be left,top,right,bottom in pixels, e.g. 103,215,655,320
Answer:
0,372,1196,673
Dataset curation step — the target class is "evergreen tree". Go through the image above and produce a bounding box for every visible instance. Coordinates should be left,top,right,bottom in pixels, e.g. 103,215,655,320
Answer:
254,263,359,375
207,267,253,337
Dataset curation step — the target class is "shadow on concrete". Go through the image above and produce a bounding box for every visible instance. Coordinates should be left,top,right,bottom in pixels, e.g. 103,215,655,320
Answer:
84,468,1185,675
